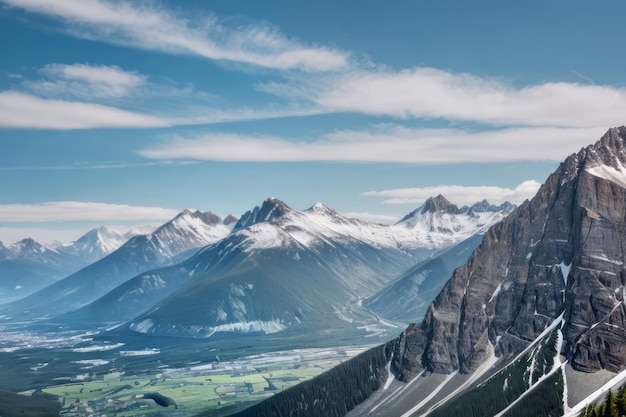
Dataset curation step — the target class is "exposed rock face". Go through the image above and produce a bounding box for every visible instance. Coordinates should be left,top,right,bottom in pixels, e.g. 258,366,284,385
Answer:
391,127,626,376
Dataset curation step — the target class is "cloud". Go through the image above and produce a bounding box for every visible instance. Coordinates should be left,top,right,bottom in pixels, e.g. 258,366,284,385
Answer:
0,160,199,171
261,67,626,128
0,91,168,129
0,201,180,222
31,63,146,98
2,0,348,72
360,180,542,206
138,125,603,163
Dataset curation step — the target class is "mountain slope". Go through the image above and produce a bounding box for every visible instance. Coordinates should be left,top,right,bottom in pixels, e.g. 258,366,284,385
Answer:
1,210,233,316
60,197,513,341
71,199,419,340
363,233,485,324
234,127,626,417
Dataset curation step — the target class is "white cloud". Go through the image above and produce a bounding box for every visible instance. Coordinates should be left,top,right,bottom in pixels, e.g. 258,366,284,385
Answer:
0,91,168,129
138,125,603,163
360,180,542,206
261,67,626,128
0,201,180,222
2,0,348,72
33,63,146,98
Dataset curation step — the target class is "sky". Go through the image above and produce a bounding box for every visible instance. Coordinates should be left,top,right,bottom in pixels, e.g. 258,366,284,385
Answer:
1,0,625,244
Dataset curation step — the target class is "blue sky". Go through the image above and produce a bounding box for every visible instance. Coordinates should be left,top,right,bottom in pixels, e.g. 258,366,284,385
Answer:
1,0,625,243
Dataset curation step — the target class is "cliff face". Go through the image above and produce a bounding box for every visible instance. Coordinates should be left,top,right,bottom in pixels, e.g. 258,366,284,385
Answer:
391,127,626,375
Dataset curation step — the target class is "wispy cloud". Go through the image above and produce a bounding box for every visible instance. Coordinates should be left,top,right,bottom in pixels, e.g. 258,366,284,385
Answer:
0,91,168,129
361,181,542,206
261,67,626,128
138,125,603,163
0,160,199,171
0,201,179,222
30,63,146,98
2,0,349,72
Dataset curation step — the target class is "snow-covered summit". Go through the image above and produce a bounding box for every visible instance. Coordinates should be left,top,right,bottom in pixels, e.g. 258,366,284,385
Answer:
229,196,515,253
10,237,57,258
149,209,233,257
395,195,514,248
233,197,293,231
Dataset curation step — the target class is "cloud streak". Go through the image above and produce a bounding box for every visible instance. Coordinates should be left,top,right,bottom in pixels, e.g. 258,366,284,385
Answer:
360,181,542,206
32,63,146,98
2,0,348,72
0,91,168,129
138,125,603,164
0,201,180,222
261,67,626,128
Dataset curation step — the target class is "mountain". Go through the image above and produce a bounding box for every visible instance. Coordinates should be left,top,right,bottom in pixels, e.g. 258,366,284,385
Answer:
363,233,485,323
0,227,151,304
66,199,421,340
0,238,84,304
59,197,512,341
235,127,626,417
1,209,233,316
55,225,149,265
395,195,514,248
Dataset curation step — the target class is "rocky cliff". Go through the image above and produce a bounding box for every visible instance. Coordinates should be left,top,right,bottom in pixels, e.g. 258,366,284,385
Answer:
391,126,626,376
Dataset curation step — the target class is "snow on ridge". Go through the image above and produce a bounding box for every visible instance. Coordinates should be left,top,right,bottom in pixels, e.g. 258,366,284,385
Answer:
586,159,626,189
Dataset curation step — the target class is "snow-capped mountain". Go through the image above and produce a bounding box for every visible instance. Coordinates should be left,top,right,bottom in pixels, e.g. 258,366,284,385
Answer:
0,238,87,303
394,194,515,249
64,197,513,344
240,127,626,417
1,209,234,316
55,226,146,265
64,198,418,336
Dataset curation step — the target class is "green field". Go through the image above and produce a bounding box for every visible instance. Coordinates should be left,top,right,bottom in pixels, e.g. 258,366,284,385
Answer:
43,346,368,417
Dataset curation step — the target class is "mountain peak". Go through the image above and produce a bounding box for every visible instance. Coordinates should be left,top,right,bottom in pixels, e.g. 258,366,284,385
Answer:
233,197,294,231
460,199,516,215
306,202,337,216
420,195,458,214
223,214,238,225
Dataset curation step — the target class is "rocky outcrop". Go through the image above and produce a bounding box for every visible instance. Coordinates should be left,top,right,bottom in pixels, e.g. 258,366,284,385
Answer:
389,127,626,376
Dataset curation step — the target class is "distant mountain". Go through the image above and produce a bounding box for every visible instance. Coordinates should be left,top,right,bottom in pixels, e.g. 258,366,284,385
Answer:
66,199,418,337
363,233,485,323
0,226,154,304
67,197,513,344
394,195,514,248
55,225,149,265
1,209,233,316
0,238,85,304
243,127,626,417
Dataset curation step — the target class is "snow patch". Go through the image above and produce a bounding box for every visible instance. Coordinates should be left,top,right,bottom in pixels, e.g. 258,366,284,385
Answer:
587,161,626,189
131,319,154,334
559,261,572,284
383,352,395,390
206,319,286,337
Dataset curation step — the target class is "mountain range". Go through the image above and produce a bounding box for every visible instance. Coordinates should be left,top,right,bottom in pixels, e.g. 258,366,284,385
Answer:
1,209,234,316
233,127,626,417
0,226,151,304
1,194,511,345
